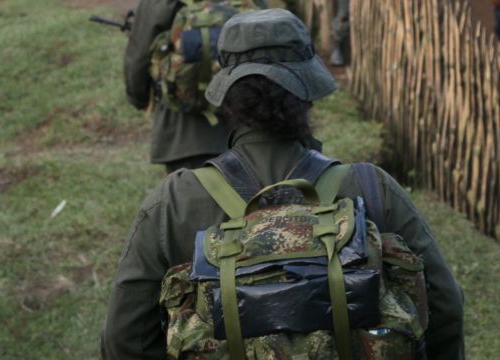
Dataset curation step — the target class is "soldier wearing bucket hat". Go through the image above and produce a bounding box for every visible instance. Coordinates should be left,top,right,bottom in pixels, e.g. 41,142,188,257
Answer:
101,9,464,360
205,8,336,106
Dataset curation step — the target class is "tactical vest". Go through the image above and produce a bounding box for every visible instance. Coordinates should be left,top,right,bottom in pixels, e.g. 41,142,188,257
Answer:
160,151,428,359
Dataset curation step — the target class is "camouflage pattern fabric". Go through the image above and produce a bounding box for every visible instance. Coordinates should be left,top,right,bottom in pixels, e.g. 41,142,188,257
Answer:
149,0,260,114
203,200,354,268
160,190,428,359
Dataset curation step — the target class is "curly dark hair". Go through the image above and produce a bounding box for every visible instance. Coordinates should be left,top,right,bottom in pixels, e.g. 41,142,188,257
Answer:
216,75,313,141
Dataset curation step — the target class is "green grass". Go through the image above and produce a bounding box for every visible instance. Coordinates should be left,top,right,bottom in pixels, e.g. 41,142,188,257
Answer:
411,192,500,359
0,144,163,359
314,91,383,163
0,0,499,359
0,0,146,150
0,0,162,358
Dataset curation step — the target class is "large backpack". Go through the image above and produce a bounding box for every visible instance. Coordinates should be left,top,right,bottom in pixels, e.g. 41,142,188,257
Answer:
159,154,429,359
149,0,262,123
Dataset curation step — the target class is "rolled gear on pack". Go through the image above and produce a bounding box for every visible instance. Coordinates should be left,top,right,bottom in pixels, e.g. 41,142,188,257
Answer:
149,0,262,124
160,163,429,359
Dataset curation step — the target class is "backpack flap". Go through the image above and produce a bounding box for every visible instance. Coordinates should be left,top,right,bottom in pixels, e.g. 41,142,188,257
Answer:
209,179,354,267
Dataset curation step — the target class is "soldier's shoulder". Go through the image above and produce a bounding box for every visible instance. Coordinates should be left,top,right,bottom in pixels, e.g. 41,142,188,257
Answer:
141,168,206,209
345,162,396,185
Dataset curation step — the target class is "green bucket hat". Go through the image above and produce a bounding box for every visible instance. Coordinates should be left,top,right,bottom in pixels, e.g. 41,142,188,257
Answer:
205,8,337,107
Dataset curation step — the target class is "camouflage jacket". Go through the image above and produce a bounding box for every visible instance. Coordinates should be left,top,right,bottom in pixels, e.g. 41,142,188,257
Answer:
101,128,465,360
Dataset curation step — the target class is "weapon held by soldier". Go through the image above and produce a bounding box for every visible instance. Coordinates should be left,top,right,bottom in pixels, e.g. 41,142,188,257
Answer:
88,10,134,32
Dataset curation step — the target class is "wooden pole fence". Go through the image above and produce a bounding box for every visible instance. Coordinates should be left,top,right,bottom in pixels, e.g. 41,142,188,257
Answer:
349,0,500,240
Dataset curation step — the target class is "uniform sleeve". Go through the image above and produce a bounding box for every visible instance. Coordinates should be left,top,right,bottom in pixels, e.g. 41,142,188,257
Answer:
101,185,169,360
377,169,465,360
124,0,181,109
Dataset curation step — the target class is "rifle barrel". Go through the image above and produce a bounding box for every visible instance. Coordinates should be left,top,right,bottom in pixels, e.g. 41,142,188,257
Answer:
89,15,127,30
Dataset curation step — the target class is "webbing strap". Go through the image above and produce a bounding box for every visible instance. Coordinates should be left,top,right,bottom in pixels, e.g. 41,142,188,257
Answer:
315,164,351,205
219,228,245,360
199,27,218,125
200,27,212,85
193,167,246,219
202,109,219,126
220,256,245,359
317,212,352,360
315,164,352,359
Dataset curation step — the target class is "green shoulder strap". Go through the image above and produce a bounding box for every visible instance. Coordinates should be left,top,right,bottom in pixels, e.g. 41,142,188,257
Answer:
193,167,246,219
219,227,245,360
315,163,353,360
315,164,351,205
315,211,352,360
194,166,247,358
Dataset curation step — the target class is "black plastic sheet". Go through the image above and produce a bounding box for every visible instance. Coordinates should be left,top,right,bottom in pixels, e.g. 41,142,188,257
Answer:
212,268,379,339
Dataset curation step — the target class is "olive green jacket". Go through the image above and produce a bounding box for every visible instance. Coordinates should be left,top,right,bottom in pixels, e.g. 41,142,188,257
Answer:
124,0,230,163
101,129,464,359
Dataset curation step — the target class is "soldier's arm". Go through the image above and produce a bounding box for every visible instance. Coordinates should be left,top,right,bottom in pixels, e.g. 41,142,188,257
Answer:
101,185,168,360
124,0,181,109
376,168,465,360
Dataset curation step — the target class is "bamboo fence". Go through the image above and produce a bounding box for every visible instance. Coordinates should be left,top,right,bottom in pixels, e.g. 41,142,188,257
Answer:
298,0,334,53
349,0,500,239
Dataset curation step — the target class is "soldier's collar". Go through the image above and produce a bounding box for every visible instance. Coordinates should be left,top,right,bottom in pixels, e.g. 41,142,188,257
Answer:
228,126,323,152
228,127,276,148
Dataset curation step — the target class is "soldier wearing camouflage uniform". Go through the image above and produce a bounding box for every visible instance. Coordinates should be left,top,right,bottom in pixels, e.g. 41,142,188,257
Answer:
124,0,266,173
102,8,465,360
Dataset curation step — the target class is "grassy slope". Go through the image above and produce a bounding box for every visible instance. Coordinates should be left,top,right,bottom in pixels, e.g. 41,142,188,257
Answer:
0,0,498,359
0,0,148,150
0,0,161,358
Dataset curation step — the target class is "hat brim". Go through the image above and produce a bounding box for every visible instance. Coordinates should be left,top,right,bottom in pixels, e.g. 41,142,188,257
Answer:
205,55,337,107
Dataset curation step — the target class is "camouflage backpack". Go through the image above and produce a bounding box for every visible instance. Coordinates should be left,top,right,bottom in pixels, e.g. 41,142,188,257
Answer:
149,0,261,123
160,164,429,360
